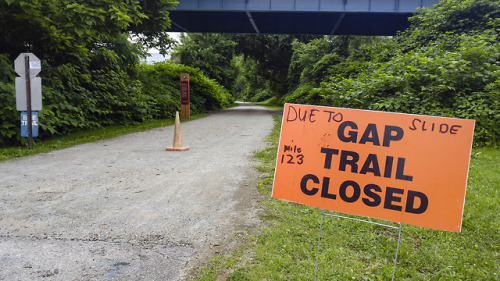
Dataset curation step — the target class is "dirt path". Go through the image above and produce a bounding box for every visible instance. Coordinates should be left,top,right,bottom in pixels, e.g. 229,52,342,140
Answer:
0,103,275,280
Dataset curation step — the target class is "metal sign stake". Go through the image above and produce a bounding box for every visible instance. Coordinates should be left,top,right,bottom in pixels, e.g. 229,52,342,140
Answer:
314,211,402,281
24,55,33,150
392,222,403,280
15,52,42,147
314,209,325,280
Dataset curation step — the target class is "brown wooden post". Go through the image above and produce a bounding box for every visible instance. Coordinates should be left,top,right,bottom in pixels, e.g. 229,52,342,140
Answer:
180,73,190,119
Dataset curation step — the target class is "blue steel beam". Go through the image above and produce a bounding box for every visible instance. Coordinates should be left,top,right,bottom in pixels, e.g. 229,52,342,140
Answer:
173,0,438,13
167,0,439,35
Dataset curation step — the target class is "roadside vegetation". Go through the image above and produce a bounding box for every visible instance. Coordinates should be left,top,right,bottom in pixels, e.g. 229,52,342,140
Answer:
0,0,498,279
174,0,499,148
195,115,499,280
184,2,499,278
0,113,207,161
0,0,233,148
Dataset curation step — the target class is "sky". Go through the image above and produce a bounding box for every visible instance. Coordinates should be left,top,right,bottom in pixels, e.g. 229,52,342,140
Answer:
144,32,182,64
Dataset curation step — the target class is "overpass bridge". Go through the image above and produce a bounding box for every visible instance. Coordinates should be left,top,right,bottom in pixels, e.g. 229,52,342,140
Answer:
167,0,439,35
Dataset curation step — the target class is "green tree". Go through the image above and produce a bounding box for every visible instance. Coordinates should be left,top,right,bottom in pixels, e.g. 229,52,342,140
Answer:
280,0,499,146
398,0,500,51
0,0,177,68
231,34,319,98
0,0,182,146
287,37,338,90
172,33,237,90
231,55,268,101
313,0,500,147
132,0,178,55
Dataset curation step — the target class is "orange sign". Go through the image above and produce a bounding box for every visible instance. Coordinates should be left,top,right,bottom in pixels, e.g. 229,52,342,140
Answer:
272,104,475,232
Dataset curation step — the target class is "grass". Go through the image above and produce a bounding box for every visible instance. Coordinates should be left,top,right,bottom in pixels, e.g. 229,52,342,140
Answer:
194,115,499,280
0,113,208,161
2,110,497,280
254,97,284,111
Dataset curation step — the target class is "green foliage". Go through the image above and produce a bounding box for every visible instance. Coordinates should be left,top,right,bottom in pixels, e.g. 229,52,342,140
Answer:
0,82,17,146
131,0,178,55
287,37,337,90
284,36,394,108
246,35,297,97
251,89,274,103
172,33,321,100
399,0,500,49
0,60,232,147
283,0,500,147
231,55,268,101
211,116,500,280
318,33,499,146
233,34,320,97
0,0,175,60
0,113,208,161
173,34,237,90
137,62,233,114
0,55,16,145
284,84,324,105
0,0,143,64
0,54,14,82
0,0,234,147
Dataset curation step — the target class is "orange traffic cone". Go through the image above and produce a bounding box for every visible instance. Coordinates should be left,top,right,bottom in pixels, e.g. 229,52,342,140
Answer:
166,111,189,151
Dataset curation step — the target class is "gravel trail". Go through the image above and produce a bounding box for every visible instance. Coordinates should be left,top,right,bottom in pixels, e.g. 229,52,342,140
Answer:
0,103,275,280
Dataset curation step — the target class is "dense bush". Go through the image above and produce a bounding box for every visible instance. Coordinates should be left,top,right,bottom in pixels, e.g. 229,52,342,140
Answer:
318,33,499,146
136,62,233,115
0,54,17,144
230,55,268,101
172,34,237,90
283,0,500,147
0,60,233,147
0,0,191,147
37,64,150,138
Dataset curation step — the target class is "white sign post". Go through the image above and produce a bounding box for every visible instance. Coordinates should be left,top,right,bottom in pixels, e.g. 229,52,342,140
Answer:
14,53,42,149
